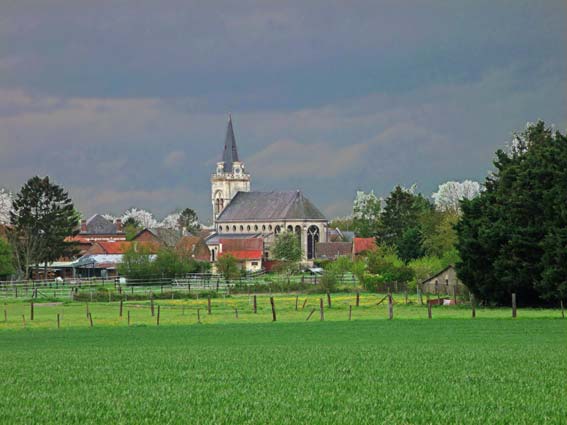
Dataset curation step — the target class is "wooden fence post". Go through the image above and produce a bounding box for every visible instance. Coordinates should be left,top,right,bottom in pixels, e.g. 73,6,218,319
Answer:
57,313,60,329
427,301,432,319
306,308,316,321
295,295,299,311
119,299,123,318
22,314,26,328
327,292,331,308
30,301,34,321
128,310,131,326
302,298,308,310
4,305,7,322
471,295,476,319
234,307,239,319
253,295,257,314
156,305,160,326
348,305,352,321
270,297,276,322
86,302,89,318
207,296,212,314
319,298,324,321
404,291,408,304
561,300,565,319
197,308,201,323
512,293,517,318
150,299,155,317
388,294,393,320
88,313,93,327
356,291,360,307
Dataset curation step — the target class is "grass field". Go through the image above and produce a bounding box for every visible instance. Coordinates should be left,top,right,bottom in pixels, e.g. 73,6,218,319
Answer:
1,295,566,424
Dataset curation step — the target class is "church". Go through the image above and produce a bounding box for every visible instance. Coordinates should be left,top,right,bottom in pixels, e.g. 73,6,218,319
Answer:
206,116,328,267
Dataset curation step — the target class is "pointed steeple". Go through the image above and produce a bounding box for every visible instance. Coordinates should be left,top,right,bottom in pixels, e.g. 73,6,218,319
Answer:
222,114,239,172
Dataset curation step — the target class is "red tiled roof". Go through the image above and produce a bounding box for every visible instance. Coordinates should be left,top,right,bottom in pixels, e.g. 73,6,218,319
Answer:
353,237,377,254
219,238,263,261
219,250,263,261
93,241,160,255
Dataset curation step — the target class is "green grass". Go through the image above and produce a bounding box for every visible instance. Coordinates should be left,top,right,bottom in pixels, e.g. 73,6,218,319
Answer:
0,295,566,424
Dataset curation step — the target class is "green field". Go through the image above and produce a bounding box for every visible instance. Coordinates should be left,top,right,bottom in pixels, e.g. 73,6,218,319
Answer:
0,296,566,424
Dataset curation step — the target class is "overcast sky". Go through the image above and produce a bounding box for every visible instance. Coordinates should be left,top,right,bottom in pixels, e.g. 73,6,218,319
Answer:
1,0,565,223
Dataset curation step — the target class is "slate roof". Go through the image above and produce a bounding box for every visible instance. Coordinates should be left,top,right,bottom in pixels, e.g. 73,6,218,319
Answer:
222,115,239,172
82,214,121,235
217,191,327,222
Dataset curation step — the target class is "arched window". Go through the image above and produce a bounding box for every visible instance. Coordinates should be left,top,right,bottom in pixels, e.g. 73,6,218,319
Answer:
247,225,251,231
307,225,320,260
239,225,244,231
219,225,223,232
287,225,293,232
232,225,237,232
211,249,216,262
274,225,281,235
255,225,259,231
262,225,266,231
268,225,273,231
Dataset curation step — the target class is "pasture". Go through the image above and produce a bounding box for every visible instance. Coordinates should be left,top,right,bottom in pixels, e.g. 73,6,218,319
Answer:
0,294,565,424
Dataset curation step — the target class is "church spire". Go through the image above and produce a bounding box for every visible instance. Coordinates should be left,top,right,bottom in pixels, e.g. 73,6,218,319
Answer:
222,114,239,172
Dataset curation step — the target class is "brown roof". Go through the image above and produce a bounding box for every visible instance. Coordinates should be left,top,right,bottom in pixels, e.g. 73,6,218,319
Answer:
175,236,210,262
315,242,352,260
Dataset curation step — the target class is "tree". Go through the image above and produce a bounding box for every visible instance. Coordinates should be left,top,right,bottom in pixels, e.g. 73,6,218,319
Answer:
122,208,157,229
420,209,459,257
271,231,303,281
432,180,482,213
0,188,13,225
117,244,155,281
397,226,425,263
177,208,200,234
271,231,302,263
378,185,432,258
9,177,79,278
122,216,142,241
456,121,567,305
153,247,199,278
352,190,381,237
328,216,354,232
0,237,14,279
160,212,181,229
217,254,239,281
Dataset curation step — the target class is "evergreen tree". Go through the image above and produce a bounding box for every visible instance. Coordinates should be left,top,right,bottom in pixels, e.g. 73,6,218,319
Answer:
9,177,79,278
177,208,200,234
456,121,567,305
378,186,432,259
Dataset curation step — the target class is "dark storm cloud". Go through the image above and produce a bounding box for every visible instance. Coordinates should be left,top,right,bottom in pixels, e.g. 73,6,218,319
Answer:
0,0,565,222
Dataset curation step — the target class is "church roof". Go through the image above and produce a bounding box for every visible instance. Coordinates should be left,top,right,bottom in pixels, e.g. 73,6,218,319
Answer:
222,115,239,172
217,191,327,222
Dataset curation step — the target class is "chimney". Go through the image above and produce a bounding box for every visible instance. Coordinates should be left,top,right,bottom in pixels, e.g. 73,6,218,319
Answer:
115,218,123,232
80,219,87,233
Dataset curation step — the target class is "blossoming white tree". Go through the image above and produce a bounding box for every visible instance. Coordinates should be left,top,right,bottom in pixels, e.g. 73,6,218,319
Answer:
121,208,158,228
432,180,482,213
0,188,13,225
159,212,181,229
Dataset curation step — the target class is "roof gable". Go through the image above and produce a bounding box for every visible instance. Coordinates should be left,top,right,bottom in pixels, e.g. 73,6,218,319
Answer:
84,214,119,235
217,191,326,221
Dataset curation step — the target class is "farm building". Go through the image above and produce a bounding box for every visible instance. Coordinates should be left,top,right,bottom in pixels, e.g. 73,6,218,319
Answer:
421,265,467,296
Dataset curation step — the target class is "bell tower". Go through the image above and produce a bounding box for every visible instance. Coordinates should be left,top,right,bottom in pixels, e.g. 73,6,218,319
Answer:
211,114,251,222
